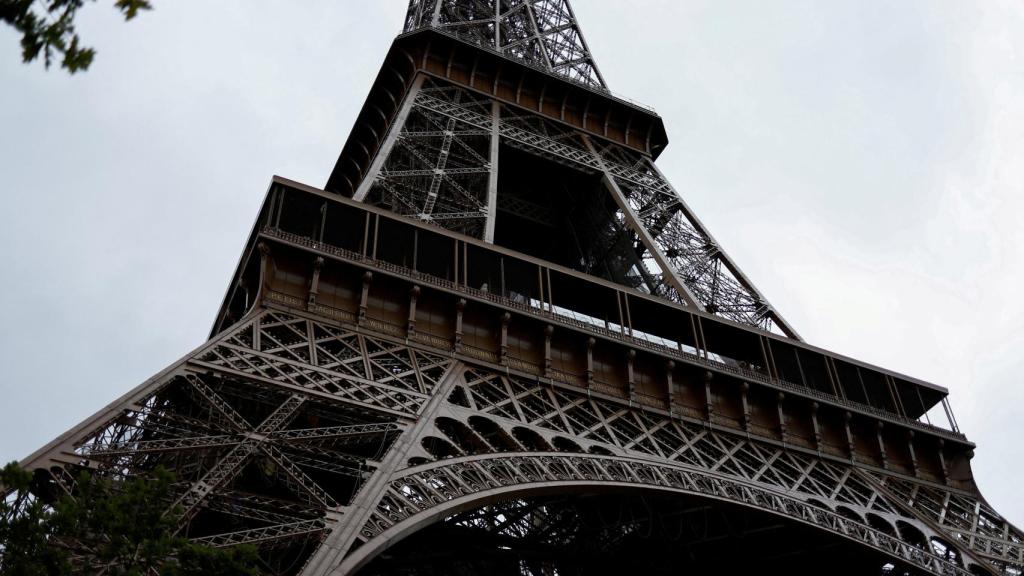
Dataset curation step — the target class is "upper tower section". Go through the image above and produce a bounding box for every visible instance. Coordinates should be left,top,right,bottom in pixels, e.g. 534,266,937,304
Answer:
402,0,607,90
326,0,797,338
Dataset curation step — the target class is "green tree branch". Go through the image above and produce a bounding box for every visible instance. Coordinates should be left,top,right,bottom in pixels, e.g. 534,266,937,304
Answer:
0,0,152,73
1,462,260,575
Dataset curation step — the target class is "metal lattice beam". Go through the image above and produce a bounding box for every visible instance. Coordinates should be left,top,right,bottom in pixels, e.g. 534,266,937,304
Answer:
404,0,607,90
357,78,799,337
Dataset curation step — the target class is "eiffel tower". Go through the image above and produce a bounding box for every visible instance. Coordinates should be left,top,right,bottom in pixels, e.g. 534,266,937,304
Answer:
6,2,1022,575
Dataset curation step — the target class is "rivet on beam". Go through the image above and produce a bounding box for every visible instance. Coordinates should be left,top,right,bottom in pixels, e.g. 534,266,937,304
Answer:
776,392,787,443
454,299,466,353
585,337,596,386
877,421,888,470
358,271,373,323
499,312,511,365
844,411,856,463
308,256,324,307
543,325,554,377
407,285,421,338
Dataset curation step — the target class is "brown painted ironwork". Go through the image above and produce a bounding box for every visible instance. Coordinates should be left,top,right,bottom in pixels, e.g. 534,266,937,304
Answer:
6,2,1021,576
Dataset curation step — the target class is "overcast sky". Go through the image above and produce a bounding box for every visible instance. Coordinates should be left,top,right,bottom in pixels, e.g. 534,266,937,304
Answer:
1,1,1022,527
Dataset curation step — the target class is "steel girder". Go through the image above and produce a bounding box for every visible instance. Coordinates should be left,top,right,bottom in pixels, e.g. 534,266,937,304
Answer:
359,80,496,239
8,309,455,574
10,306,1021,575
320,364,1018,575
403,0,606,90
357,77,799,337
363,493,925,574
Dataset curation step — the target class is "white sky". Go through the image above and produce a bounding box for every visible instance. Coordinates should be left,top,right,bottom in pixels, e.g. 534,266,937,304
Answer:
0,1,1021,527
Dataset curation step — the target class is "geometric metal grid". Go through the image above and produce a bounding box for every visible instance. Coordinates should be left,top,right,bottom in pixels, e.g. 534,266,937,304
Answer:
9,300,1020,575
403,0,607,90
362,493,919,574
323,365,990,575
357,77,800,337
8,4,1021,576
364,456,967,575
360,80,496,240
8,309,455,574
875,475,1024,576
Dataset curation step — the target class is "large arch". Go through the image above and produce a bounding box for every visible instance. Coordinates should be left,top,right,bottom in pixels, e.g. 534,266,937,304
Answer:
337,452,968,575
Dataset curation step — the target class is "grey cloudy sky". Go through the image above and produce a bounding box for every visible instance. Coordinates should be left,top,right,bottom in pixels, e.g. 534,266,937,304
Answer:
1,0,1022,527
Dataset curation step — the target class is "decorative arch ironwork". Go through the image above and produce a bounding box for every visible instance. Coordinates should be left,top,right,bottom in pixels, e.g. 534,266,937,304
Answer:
345,452,971,576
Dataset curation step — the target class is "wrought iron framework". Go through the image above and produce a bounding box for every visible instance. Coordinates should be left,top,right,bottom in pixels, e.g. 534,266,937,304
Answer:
403,0,607,90
9,278,1024,575
355,75,799,336
5,2,1022,576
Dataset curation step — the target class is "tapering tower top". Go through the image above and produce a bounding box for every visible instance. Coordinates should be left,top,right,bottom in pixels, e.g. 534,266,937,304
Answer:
403,0,607,90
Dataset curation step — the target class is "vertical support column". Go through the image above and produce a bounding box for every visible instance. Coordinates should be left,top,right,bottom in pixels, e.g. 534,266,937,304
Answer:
907,430,919,477
454,299,466,353
585,337,595,386
407,286,420,337
353,75,427,202
740,382,751,432
877,422,889,470
937,439,950,485
308,256,324,307
844,412,856,463
257,242,271,301
499,312,510,365
493,0,501,54
307,319,318,367
810,402,822,452
626,350,636,403
484,101,501,243
703,371,714,423
252,308,262,351
776,392,788,444
543,325,554,377
431,0,444,26
666,361,676,413
358,271,373,324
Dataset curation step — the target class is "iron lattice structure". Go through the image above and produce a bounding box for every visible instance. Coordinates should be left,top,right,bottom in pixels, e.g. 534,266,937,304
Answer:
352,76,799,336
403,0,607,90
6,2,1023,576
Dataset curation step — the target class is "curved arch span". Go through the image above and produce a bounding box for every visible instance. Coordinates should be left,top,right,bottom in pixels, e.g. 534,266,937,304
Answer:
338,452,968,575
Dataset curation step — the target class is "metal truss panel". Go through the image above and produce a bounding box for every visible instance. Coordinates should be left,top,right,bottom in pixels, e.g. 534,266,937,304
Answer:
872,473,1024,571
363,79,496,239
404,0,607,90
356,453,967,575
8,308,459,574
312,364,1014,576
10,302,1016,575
9,5,1018,576
359,77,798,337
